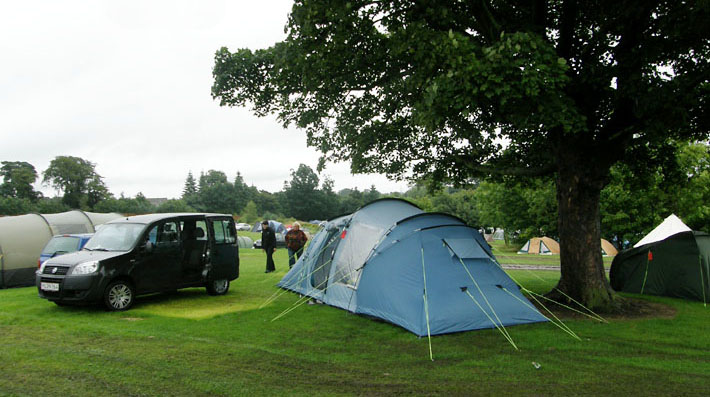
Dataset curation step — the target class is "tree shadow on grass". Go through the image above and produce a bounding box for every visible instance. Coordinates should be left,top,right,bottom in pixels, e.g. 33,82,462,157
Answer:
532,295,677,321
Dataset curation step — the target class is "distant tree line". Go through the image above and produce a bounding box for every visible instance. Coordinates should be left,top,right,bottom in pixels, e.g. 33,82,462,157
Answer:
0,156,384,222
3,141,710,248
178,165,383,223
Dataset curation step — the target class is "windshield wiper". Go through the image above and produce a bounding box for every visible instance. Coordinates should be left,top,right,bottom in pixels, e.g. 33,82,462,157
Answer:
88,247,109,252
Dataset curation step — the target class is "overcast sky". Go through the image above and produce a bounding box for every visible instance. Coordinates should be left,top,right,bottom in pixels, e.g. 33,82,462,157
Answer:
0,0,411,199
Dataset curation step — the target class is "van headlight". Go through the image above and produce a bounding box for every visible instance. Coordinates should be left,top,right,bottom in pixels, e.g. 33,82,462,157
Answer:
71,261,99,275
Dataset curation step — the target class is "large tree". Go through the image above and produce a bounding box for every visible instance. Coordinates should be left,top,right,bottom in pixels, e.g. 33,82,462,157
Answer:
283,163,322,220
182,171,198,203
601,141,710,244
319,176,341,219
43,156,109,209
93,193,155,215
431,189,480,227
232,172,252,214
476,179,558,240
0,161,40,201
196,170,238,214
212,1,709,310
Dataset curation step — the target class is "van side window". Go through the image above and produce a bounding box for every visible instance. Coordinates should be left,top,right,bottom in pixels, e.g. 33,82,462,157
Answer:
179,220,208,242
224,221,236,243
196,221,207,241
147,221,180,249
212,220,236,244
148,227,158,244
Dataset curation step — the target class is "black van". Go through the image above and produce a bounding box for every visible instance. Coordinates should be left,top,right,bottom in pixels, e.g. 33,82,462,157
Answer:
36,213,239,311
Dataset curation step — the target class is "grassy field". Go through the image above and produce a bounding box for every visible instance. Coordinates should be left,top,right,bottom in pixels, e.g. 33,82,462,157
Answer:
0,248,708,396
490,240,616,268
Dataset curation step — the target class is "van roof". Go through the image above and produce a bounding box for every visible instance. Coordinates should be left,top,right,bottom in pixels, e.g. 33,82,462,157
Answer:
107,213,232,225
52,233,94,238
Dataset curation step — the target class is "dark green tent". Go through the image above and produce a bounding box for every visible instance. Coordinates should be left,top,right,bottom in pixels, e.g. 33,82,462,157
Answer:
610,231,710,303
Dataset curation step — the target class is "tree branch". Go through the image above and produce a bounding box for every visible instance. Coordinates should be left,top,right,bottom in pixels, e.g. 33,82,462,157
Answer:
557,0,577,60
470,0,501,43
453,154,556,178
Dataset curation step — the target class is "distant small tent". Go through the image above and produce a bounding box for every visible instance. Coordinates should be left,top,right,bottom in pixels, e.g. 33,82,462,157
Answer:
601,239,619,256
237,236,253,249
518,237,560,255
0,210,122,288
251,220,287,235
519,237,617,256
610,215,710,302
278,199,547,336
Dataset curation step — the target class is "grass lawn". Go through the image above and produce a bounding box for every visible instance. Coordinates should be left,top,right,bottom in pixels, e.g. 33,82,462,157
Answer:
0,248,708,396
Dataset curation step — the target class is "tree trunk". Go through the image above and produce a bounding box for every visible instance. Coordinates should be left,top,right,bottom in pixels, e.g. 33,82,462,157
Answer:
552,150,617,311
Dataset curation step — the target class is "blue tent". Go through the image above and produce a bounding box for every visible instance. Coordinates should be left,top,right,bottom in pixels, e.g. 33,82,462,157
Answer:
278,199,547,336
250,220,287,234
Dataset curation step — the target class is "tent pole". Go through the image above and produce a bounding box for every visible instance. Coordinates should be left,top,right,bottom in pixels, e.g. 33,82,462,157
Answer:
272,249,356,321
260,235,340,309
271,257,336,321
490,255,606,323
0,252,4,289
500,286,581,340
700,255,707,308
640,249,651,295
443,241,518,350
421,247,433,361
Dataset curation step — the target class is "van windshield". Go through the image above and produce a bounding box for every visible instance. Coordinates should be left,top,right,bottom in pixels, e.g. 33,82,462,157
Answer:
84,223,146,252
42,236,80,255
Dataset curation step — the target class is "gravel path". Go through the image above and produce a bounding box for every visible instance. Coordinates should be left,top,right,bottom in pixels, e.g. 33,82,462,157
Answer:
500,264,560,271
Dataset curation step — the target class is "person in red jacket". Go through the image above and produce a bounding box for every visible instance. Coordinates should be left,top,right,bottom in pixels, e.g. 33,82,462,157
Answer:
285,222,308,268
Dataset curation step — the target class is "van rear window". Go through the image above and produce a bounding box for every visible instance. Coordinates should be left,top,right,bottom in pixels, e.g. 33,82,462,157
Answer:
212,220,236,244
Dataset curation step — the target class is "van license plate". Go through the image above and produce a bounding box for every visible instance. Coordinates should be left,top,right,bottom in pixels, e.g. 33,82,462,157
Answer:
40,282,59,292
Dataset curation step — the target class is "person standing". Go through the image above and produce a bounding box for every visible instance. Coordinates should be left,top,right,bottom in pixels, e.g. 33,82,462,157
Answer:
261,220,277,273
285,222,308,268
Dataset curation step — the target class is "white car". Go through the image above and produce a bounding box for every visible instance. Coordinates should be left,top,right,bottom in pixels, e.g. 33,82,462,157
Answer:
235,223,251,231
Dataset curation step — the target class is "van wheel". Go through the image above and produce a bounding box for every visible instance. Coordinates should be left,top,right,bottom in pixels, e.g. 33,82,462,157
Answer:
104,280,135,311
206,279,229,296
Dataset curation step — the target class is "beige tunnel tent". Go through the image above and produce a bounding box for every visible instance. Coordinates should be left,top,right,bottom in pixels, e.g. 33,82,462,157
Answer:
0,210,122,288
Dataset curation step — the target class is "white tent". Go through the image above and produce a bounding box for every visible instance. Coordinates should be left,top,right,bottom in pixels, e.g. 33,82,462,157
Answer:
633,214,692,248
0,210,122,288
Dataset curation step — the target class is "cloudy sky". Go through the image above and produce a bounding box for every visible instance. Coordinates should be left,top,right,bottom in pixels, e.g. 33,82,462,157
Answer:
0,0,411,199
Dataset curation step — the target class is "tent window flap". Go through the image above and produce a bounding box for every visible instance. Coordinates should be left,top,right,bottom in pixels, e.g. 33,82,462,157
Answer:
443,238,489,259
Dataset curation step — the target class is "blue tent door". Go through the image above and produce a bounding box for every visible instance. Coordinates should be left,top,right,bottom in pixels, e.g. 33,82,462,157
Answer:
311,228,341,291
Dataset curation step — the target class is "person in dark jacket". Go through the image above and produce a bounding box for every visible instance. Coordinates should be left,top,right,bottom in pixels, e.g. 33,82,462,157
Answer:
261,220,277,273
285,222,308,268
